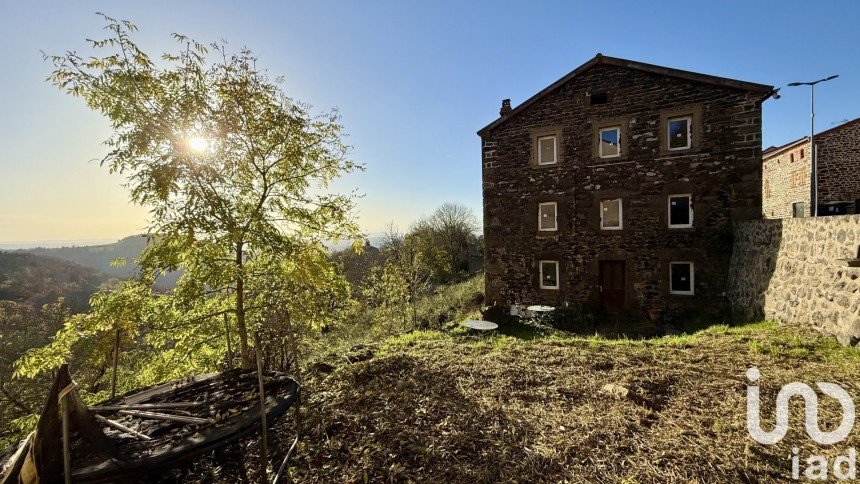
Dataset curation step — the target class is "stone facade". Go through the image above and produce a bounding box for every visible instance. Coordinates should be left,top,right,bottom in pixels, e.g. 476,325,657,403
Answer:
817,118,860,210
728,215,860,345
762,139,810,218
478,55,772,317
762,118,860,218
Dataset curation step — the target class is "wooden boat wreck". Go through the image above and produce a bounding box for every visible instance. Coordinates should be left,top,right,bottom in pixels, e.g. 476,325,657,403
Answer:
1,364,299,483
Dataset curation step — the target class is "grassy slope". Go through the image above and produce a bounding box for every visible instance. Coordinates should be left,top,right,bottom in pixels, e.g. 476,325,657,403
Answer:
288,321,860,483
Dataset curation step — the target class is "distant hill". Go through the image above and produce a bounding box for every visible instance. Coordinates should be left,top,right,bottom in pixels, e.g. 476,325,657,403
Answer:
0,252,111,313
13,232,383,288
21,235,181,288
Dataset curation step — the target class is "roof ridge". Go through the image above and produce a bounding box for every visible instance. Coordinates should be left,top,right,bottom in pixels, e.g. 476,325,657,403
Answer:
477,54,774,136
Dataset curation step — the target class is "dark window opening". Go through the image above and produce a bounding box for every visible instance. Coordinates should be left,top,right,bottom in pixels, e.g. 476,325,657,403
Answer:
668,194,692,227
540,261,559,289
793,202,806,218
670,262,694,294
668,117,692,150
590,91,608,105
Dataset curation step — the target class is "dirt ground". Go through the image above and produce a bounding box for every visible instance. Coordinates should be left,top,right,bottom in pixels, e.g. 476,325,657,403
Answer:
285,321,860,483
166,321,860,483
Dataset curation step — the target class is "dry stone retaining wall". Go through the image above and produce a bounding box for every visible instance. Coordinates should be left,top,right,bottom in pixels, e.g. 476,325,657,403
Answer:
728,214,860,345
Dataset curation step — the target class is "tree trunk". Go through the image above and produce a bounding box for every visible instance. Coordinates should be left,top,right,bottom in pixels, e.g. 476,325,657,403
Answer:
0,380,32,414
110,327,120,399
224,313,234,370
410,285,418,330
282,309,301,382
236,241,251,368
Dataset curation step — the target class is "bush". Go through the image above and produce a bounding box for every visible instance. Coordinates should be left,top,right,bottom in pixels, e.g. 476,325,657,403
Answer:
413,274,484,329
547,304,593,332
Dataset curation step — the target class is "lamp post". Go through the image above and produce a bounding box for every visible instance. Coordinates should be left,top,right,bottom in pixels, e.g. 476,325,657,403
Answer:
787,75,838,217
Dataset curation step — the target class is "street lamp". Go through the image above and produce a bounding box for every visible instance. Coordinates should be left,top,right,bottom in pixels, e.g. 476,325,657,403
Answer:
787,74,838,217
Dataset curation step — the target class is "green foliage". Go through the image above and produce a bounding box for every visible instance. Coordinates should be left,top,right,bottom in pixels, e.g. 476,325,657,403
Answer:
0,301,68,447
409,203,479,283
412,273,483,328
360,263,412,330
331,241,383,288
308,273,485,361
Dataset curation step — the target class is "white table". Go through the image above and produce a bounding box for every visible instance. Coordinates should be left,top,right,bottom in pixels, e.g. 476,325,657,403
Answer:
462,320,499,332
526,305,555,313
525,305,555,327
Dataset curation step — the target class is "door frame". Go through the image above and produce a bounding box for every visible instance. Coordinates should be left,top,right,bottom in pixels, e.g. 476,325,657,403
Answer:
598,259,627,314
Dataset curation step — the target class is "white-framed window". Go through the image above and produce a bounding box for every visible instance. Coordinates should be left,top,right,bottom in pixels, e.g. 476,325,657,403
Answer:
600,198,623,230
668,194,693,228
598,127,621,158
537,135,557,165
667,116,692,150
538,202,558,231
539,260,559,290
669,262,694,295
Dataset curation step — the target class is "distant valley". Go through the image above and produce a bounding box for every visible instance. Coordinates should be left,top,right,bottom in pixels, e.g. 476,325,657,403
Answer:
0,233,386,306
17,235,181,288
0,251,109,313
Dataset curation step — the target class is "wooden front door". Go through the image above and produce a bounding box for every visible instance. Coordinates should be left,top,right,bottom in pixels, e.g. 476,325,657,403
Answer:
599,260,625,313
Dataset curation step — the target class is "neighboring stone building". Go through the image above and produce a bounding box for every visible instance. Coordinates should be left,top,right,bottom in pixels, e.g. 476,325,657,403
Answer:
763,117,860,218
478,54,774,317
762,138,810,219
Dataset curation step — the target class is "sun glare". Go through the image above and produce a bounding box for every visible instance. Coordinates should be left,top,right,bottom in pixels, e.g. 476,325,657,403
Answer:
187,136,210,153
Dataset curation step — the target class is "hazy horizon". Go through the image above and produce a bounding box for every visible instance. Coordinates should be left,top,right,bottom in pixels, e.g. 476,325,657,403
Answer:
0,233,391,251
0,238,122,250
2,1,858,243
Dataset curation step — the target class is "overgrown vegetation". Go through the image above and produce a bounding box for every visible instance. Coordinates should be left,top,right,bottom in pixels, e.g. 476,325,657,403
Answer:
1,17,485,454
306,273,483,359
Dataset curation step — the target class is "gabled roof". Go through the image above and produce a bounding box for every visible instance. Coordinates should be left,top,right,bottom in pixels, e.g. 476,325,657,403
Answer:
763,137,808,159
477,54,775,136
762,117,860,160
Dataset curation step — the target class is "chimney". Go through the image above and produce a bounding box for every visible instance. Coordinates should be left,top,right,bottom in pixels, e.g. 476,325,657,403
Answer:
499,99,512,116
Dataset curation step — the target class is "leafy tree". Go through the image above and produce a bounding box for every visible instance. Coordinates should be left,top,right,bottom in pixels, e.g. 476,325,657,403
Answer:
428,203,479,277
331,240,383,290
409,203,479,282
41,14,362,369
378,224,432,327
360,262,411,331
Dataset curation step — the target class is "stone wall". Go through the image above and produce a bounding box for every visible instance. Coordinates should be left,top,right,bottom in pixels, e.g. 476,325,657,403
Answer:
817,118,860,206
728,215,860,344
762,140,810,219
480,61,765,317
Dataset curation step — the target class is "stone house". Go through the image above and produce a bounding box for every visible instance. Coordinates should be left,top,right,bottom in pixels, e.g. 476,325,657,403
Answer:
762,117,860,219
478,54,774,317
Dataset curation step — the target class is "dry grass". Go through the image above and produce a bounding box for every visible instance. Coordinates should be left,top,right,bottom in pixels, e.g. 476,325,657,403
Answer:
281,321,860,483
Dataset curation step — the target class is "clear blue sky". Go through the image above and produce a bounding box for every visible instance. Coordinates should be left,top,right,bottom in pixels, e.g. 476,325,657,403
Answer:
1,1,858,243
